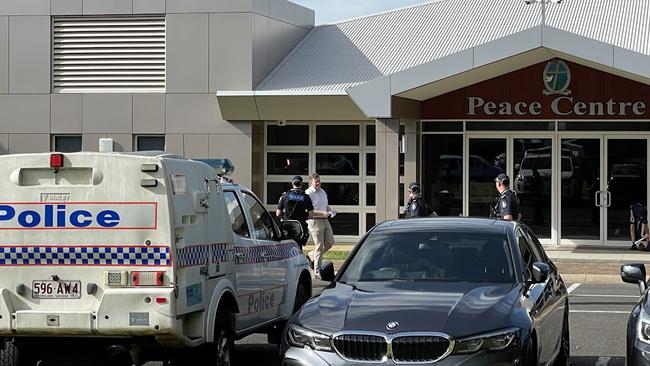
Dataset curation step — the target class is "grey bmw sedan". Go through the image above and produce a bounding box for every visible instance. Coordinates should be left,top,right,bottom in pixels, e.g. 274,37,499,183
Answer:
281,218,569,366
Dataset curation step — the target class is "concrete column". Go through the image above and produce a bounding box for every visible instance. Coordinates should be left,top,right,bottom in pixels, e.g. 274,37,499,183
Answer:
251,122,265,196
376,119,400,222
403,120,419,206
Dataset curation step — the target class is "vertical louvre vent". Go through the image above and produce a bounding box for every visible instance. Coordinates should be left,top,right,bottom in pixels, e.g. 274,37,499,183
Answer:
53,16,166,93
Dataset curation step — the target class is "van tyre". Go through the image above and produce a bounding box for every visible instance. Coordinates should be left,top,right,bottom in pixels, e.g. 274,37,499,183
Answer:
267,281,310,344
211,313,235,366
0,338,35,366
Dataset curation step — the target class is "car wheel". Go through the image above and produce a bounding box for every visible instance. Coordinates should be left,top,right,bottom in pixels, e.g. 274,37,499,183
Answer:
0,338,35,366
554,309,570,366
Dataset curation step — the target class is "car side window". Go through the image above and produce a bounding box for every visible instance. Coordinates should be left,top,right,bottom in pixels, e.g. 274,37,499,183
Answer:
224,191,250,238
242,192,279,241
517,229,542,280
523,228,547,261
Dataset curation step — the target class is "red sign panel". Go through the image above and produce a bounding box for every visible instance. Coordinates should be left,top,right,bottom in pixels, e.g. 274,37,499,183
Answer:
421,60,650,120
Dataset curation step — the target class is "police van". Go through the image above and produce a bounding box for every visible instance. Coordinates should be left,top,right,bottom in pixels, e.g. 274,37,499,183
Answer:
0,152,312,366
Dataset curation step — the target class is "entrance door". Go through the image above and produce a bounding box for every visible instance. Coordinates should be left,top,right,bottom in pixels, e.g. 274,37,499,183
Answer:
559,137,648,245
605,138,647,245
559,138,603,244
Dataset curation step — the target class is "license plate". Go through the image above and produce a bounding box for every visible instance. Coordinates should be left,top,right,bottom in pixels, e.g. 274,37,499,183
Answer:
32,280,81,299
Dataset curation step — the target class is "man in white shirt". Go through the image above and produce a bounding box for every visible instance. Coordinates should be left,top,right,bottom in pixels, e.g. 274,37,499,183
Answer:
305,173,336,278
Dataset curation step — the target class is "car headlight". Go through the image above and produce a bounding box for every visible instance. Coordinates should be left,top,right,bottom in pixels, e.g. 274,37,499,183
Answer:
637,307,650,344
286,324,333,352
453,328,520,354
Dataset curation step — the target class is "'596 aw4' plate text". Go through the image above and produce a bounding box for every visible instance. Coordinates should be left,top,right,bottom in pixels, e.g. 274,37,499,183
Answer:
32,280,81,299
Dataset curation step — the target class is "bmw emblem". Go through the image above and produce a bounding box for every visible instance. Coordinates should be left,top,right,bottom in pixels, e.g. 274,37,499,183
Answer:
386,321,399,330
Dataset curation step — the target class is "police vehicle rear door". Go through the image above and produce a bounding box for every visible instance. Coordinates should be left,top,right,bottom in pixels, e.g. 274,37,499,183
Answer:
239,191,289,324
222,188,261,330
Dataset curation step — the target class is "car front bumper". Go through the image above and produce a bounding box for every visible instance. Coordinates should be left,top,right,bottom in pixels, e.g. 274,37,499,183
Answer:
281,346,524,366
630,339,650,366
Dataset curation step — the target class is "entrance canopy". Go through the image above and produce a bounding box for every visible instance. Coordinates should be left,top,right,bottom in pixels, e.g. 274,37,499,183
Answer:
217,0,650,121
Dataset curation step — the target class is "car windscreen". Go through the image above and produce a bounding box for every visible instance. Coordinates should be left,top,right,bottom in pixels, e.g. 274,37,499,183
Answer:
339,231,515,283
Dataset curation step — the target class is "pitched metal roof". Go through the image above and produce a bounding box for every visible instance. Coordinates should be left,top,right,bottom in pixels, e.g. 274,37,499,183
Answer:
256,0,650,93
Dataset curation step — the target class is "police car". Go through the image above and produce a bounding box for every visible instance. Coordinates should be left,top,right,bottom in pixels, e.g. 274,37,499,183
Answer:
0,152,311,366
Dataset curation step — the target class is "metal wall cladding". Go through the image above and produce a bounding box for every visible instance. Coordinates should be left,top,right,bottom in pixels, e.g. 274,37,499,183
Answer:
52,16,166,93
256,0,650,93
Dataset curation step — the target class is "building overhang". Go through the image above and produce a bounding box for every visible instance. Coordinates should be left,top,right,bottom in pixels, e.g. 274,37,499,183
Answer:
218,25,650,121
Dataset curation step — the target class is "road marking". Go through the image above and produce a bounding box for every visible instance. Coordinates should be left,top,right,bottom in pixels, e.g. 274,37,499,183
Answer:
570,310,629,314
594,356,611,366
570,294,638,298
567,283,581,294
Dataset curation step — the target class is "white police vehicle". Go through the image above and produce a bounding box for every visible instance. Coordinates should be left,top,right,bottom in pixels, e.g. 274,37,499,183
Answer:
0,152,312,366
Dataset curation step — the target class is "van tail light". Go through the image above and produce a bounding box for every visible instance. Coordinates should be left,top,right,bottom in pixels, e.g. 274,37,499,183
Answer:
132,271,165,286
50,153,64,169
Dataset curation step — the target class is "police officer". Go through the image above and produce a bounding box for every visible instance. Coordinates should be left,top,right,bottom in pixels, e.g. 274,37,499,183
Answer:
276,176,314,248
494,173,521,221
404,182,436,218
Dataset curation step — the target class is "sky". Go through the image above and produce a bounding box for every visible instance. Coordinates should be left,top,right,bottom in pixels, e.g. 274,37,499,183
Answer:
290,0,432,25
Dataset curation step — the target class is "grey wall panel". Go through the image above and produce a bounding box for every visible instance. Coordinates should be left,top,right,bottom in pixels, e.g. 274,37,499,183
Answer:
0,0,49,16
0,17,7,93
268,19,284,72
209,13,253,92
164,133,183,155
209,132,251,186
107,133,132,152
167,14,208,93
269,0,282,20
9,16,50,93
166,94,218,133
133,0,165,13
9,134,49,153
83,0,132,14
133,94,165,133
253,14,269,88
282,1,294,23
0,95,49,133
166,0,252,13
0,134,8,154
51,94,82,133
183,134,208,158
254,0,269,16
82,133,107,151
52,0,82,15
82,94,133,133
9,134,48,153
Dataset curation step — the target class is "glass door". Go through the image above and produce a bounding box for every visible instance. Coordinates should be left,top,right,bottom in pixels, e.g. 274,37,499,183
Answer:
467,137,506,217
559,138,603,244
605,138,647,245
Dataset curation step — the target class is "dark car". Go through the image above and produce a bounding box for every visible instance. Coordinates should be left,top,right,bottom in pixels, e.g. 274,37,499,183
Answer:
281,218,570,366
620,263,650,365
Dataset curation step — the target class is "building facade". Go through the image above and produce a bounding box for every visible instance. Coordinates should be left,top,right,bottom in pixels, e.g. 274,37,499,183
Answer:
4,0,650,246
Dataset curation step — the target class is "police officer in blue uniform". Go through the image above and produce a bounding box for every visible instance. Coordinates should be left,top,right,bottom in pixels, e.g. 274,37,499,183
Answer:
276,176,314,248
494,173,521,221
404,182,435,218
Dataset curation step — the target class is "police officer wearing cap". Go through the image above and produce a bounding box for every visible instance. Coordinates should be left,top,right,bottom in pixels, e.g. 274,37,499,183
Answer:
494,173,521,221
276,176,314,248
404,182,436,218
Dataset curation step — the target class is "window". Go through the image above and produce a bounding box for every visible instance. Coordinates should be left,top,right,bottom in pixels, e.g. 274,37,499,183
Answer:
315,153,359,175
242,193,279,241
224,192,249,238
517,229,542,280
329,213,359,236
136,136,165,151
320,183,359,205
53,135,82,152
316,125,360,145
267,153,308,175
267,125,309,146
52,16,166,93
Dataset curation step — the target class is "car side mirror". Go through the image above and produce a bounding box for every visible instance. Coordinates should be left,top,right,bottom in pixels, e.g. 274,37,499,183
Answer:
531,262,550,283
320,262,335,282
514,163,521,171
621,263,647,294
279,220,303,242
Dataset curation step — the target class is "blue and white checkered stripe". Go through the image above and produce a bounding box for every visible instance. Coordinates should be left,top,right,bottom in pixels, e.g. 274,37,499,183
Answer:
234,241,302,264
176,243,234,268
0,246,170,266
